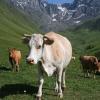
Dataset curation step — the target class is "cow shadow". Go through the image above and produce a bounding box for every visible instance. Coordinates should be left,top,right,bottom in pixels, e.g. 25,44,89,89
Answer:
0,65,11,72
96,71,100,75
0,84,38,98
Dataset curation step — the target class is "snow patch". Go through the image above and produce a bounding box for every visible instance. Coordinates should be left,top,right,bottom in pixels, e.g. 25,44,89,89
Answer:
78,4,86,8
74,21,81,24
74,14,85,19
66,16,72,21
57,5,66,12
52,14,57,18
43,3,47,7
52,18,57,22
16,0,29,9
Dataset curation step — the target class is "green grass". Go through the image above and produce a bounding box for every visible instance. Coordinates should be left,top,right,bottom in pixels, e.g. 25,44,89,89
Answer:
0,0,100,100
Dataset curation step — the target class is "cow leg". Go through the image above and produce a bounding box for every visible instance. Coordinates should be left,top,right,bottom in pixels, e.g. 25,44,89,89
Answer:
57,68,63,98
93,70,96,79
83,69,87,78
55,79,58,92
93,74,96,79
87,70,90,77
36,65,44,99
16,64,19,72
61,69,66,91
9,58,14,71
10,61,15,72
15,60,19,72
36,77,44,100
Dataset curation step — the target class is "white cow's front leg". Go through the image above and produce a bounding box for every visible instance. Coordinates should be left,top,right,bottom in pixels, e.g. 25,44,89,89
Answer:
57,68,63,98
36,65,44,99
36,77,44,97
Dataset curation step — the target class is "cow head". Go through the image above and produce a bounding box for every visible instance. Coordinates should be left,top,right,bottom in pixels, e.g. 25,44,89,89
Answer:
22,33,54,64
95,60,100,72
92,57,98,65
8,48,16,58
91,57,100,71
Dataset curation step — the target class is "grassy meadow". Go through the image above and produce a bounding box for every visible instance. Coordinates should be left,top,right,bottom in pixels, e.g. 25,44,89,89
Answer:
0,0,100,100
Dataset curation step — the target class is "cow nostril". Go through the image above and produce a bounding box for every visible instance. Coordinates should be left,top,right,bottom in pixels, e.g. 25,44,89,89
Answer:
27,59,34,64
31,60,34,62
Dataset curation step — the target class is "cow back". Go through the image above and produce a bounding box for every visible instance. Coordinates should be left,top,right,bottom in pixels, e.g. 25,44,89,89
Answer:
43,32,72,67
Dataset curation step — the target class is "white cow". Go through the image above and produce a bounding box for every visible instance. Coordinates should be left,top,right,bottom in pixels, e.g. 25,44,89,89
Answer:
23,32,72,99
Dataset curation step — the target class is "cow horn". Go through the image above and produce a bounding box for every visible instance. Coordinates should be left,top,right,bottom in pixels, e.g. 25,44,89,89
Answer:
22,34,31,44
23,34,32,37
21,34,31,40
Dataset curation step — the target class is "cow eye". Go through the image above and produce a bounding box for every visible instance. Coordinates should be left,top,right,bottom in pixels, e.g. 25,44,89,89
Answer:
37,45,41,49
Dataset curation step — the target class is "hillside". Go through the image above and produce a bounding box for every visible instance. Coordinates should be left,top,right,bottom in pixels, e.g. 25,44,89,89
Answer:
0,0,40,99
0,0,100,100
0,0,39,63
70,17,100,58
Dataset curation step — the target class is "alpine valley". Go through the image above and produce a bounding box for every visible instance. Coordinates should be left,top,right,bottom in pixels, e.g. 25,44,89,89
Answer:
7,0,100,32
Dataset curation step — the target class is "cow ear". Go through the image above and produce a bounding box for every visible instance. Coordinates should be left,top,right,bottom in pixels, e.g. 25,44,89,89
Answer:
22,34,31,44
43,36,54,45
13,48,16,51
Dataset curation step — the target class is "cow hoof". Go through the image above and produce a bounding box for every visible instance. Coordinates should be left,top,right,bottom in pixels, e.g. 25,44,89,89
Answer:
36,95,42,100
55,88,58,93
36,94,42,100
16,69,19,72
58,93,63,99
36,97,41,100
62,86,66,91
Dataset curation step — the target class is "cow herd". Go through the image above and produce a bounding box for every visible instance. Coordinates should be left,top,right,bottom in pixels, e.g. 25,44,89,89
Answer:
1,32,100,99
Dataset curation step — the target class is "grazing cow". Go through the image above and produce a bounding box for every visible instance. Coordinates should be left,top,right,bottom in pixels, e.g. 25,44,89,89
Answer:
79,55,100,78
22,32,72,99
8,48,21,72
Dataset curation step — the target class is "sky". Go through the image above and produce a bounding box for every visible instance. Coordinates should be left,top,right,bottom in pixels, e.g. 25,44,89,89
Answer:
47,0,74,4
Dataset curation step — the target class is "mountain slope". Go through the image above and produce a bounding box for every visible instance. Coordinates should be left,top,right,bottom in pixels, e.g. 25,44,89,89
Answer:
0,0,40,63
8,0,63,32
46,0,100,25
9,0,100,31
68,17,100,58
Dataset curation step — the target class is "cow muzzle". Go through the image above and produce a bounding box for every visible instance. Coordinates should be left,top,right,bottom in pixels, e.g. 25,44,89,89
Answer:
27,58,34,64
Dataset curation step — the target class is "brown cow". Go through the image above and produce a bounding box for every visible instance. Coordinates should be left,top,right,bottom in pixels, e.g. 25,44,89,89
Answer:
79,55,100,79
8,48,21,72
